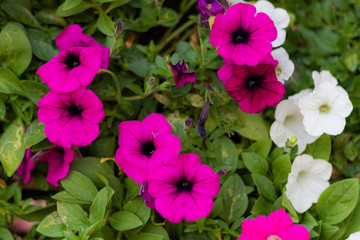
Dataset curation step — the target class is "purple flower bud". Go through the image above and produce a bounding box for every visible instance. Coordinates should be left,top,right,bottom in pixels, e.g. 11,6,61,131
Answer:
198,99,209,141
169,60,196,87
148,76,155,85
198,0,225,28
217,169,227,177
115,19,123,38
139,182,155,209
184,117,193,131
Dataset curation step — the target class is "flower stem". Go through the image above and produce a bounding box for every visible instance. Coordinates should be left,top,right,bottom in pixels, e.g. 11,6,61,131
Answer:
98,69,122,101
121,88,158,101
158,20,195,52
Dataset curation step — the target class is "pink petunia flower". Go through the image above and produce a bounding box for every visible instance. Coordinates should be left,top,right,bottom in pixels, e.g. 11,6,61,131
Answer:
56,24,110,70
17,148,36,184
38,87,105,148
217,56,285,113
209,3,277,66
37,47,103,93
115,113,181,183
238,209,309,240
148,153,220,223
169,60,196,87
40,145,74,187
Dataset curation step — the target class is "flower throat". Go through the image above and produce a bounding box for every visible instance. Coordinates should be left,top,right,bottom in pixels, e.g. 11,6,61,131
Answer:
65,54,80,70
142,141,155,157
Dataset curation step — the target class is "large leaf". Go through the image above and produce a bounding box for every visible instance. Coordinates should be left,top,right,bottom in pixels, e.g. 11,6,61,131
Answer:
97,14,114,37
36,211,66,238
0,117,25,177
0,68,26,96
56,2,92,17
57,201,89,231
1,0,37,26
27,29,56,61
304,134,331,161
0,24,32,76
242,152,269,176
211,136,238,172
24,119,46,148
317,179,359,224
109,211,143,231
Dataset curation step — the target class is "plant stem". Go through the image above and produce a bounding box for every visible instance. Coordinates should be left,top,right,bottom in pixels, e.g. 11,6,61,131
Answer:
121,88,158,101
158,20,195,52
98,69,122,100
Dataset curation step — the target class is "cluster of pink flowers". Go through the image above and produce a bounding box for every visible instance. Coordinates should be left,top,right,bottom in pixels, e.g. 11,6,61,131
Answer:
18,25,108,186
210,3,285,113
115,113,220,223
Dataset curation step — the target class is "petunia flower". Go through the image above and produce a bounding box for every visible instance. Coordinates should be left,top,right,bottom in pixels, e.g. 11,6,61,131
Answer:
238,209,309,240
115,113,181,183
198,0,225,28
209,3,277,66
270,90,318,154
169,60,196,87
37,47,103,93
40,145,74,187
148,153,220,223
271,47,295,84
285,154,332,213
254,0,290,47
346,232,360,240
139,182,155,209
312,70,338,87
217,56,285,113
17,148,36,184
55,24,110,70
38,87,105,148
298,81,353,136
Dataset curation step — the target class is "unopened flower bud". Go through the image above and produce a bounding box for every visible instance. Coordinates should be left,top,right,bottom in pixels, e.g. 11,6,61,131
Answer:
148,76,155,85
290,136,297,145
198,100,209,141
184,117,193,131
115,19,123,38
217,169,227,177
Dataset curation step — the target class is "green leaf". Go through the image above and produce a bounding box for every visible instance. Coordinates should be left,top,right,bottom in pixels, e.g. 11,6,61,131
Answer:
317,179,359,224
89,187,113,224
0,68,26,96
109,211,143,231
63,0,82,10
0,24,32,76
0,98,5,119
132,233,163,240
248,138,272,158
87,136,115,158
211,136,238,172
142,223,170,240
241,152,269,175
52,191,92,205
0,227,14,240
272,154,291,184
1,0,37,26
304,134,331,161
344,52,358,72
252,174,277,201
219,174,248,223
24,119,46,148
0,117,25,177
20,80,49,105
56,2,92,17
124,197,151,225
27,29,56,61
320,223,344,240
97,14,114,37
60,171,98,203
57,201,89,231
36,211,66,238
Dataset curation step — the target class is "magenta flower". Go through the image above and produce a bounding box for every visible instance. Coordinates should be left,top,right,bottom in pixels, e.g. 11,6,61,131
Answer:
169,60,196,87
40,145,74,187
218,56,285,113
17,149,36,184
37,47,103,93
148,153,220,223
38,87,105,148
198,0,225,28
139,182,155,209
115,113,181,183
238,209,309,240
209,3,277,66
56,24,110,70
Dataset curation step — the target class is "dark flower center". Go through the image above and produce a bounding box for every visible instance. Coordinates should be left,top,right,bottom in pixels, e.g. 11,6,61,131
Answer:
232,28,250,44
176,179,193,192
64,53,80,70
141,141,155,157
246,75,263,90
67,104,83,116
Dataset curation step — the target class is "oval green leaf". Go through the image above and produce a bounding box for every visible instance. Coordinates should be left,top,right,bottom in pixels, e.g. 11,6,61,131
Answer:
109,211,144,231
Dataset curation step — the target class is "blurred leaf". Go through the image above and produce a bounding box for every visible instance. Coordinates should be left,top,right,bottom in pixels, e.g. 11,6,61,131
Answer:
0,117,25,177
272,154,291,184
57,201,89,231
87,136,116,158
0,68,26,96
97,14,114,37
132,233,163,240
36,211,66,238
56,2,92,17
317,178,359,224
251,196,272,216
0,227,14,240
248,138,272,158
23,119,46,148
60,171,98,203
1,0,37,26
0,24,32,76
304,134,331,161
211,136,238,173
35,10,67,26
344,52,358,72
20,80,49,105
0,98,5,119
109,211,143,231
63,0,82,10
27,29,56,61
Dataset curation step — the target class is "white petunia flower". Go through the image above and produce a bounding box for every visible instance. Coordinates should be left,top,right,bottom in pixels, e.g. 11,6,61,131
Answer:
312,70,338,87
272,47,295,83
254,0,290,47
346,232,360,240
270,90,318,154
298,81,353,136
285,154,332,213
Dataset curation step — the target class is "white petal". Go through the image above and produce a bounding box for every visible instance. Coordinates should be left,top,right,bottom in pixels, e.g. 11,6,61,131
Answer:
272,47,294,81
347,232,360,240
308,159,332,179
270,121,287,147
272,29,286,47
273,8,290,29
254,0,275,15
313,70,338,87
289,89,312,102
320,113,346,135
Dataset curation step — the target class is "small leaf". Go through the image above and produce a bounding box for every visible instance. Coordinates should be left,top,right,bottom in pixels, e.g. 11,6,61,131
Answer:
0,117,25,177
89,187,113,224
317,179,359,224
252,174,277,201
97,14,114,37
36,211,66,238
0,68,26,96
304,134,331,161
1,0,37,26
109,211,143,231
0,24,32,76
242,152,269,175
27,29,56,61
24,119,46,148
248,138,272,157
0,227,14,240
57,201,89,231
60,171,98,203
56,2,92,17
63,0,82,10
124,197,151,224
272,154,291,184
